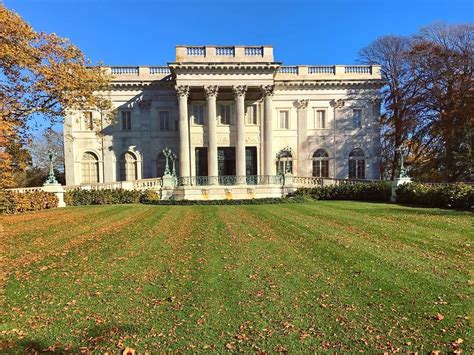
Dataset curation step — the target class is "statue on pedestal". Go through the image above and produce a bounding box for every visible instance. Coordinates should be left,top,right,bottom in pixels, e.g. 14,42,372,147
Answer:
44,153,59,185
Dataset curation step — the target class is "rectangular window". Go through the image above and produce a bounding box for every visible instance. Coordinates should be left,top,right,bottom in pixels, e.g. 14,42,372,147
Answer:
83,111,93,130
159,110,170,130
279,110,289,129
316,110,326,129
352,109,362,128
192,104,204,125
218,104,231,125
245,105,257,125
121,111,131,131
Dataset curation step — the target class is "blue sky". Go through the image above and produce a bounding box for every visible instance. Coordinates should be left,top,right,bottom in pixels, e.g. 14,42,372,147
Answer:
5,0,474,66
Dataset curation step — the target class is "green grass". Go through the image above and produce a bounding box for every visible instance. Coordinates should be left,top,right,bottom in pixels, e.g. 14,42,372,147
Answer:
0,201,472,352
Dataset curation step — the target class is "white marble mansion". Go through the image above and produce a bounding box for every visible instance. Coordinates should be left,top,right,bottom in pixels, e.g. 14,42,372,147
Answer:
64,45,383,191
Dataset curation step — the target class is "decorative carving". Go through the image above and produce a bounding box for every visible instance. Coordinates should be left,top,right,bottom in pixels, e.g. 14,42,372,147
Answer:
260,85,274,97
245,136,260,144
175,85,190,98
293,99,309,109
204,85,219,99
191,136,203,145
330,99,345,109
217,135,230,144
232,85,247,98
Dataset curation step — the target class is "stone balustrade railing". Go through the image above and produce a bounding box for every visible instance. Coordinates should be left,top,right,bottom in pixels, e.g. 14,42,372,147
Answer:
175,45,275,63
110,66,139,75
149,66,171,74
276,65,380,79
278,66,299,74
107,64,380,80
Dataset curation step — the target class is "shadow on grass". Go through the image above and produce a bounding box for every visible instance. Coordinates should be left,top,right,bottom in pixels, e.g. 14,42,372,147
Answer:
314,199,472,216
4,323,138,353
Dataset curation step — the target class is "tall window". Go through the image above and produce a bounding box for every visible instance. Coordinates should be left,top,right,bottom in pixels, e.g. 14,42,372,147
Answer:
81,152,99,184
276,149,293,175
192,104,204,125
83,112,93,131
279,110,289,129
159,110,170,130
218,104,231,125
352,109,362,129
316,110,326,129
246,105,257,125
121,111,132,131
119,152,138,181
312,149,329,177
349,148,365,179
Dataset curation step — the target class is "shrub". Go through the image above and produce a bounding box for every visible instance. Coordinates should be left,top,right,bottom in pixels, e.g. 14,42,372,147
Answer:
3,190,58,214
396,182,473,210
294,181,392,202
64,188,147,206
140,189,160,203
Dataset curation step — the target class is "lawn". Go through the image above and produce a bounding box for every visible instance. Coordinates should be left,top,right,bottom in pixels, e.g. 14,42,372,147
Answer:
0,202,472,352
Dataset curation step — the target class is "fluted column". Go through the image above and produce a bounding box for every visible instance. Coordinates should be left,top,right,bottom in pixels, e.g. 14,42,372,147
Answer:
261,85,275,178
205,85,219,185
233,85,247,184
294,99,309,176
176,85,190,183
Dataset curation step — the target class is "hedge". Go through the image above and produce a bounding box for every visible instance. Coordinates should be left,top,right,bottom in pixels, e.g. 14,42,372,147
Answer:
294,181,392,202
64,188,306,206
3,190,58,214
396,182,473,210
64,188,160,206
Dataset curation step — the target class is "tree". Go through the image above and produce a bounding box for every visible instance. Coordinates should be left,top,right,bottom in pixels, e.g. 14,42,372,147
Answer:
407,23,473,182
360,23,474,181
359,35,425,180
0,4,112,188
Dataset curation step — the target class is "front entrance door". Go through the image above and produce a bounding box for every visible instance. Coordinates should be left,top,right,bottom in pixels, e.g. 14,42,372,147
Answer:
218,147,235,185
245,147,258,184
195,147,208,184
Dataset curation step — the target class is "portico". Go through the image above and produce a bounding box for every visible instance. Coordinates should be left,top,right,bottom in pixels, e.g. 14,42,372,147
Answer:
175,83,275,185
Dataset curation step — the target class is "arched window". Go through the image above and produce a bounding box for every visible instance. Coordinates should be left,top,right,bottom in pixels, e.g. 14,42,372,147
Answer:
81,152,99,184
349,148,365,179
312,149,329,177
119,152,138,181
276,149,293,175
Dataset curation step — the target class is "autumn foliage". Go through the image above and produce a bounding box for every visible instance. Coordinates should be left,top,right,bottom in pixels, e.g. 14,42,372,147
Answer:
0,4,111,188
3,190,58,214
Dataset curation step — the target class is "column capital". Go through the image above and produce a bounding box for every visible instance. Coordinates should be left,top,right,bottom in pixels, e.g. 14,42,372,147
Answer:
204,85,219,99
175,85,190,98
260,84,275,98
330,98,345,108
293,99,309,110
232,85,247,98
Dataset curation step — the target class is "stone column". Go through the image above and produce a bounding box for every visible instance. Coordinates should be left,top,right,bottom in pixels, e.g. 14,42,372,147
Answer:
233,85,247,184
294,99,309,176
176,85,190,183
261,85,275,178
205,85,219,185
330,99,344,178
